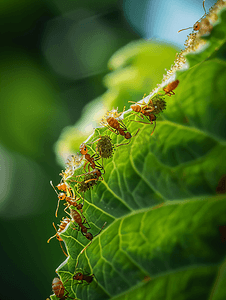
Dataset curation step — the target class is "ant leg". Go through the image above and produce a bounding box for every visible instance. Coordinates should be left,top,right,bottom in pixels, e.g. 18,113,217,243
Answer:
59,240,68,257
80,240,92,254
80,221,107,252
93,274,98,288
129,112,144,121
83,161,89,172
55,197,61,218
129,120,151,125
69,178,84,183
118,119,128,131
74,260,79,273
47,222,58,243
64,204,71,216
102,124,119,135
84,178,98,184
133,128,140,137
94,222,107,237
151,120,157,136
83,219,91,230
203,0,207,15
94,160,104,171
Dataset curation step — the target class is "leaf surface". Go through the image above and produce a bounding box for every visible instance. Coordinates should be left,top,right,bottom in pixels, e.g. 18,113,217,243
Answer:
50,6,226,300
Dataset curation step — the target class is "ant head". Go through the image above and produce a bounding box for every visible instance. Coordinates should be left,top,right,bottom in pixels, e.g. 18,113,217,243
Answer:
59,193,66,201
56,233,63,242
150,114,156,122
80,143,88,155
77,203,83,210
50,181,66,200
86,232,93,240
74,272,83,280
193,22,200,31
81,226,88,234
125,132,132,139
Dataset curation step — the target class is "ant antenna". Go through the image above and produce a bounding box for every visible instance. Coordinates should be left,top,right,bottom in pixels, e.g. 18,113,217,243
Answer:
50,181,62,217
178,26,193,33
178,0,207,33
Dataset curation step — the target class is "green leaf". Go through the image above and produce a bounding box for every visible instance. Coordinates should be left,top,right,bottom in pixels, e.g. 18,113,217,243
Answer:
50,4,226,300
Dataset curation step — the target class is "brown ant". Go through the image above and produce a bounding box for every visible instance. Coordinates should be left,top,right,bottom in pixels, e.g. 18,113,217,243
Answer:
72,261,95,285
129,100,157,135
178,0,207,33
50,181,82,217
100,115,139,145
47,217,71,257
70,207,106,242
80,143,103,172
64,261,96,289
52,277,76,300
163,80,179,96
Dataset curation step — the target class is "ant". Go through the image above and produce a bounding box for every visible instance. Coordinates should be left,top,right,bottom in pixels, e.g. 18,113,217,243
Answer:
163,79,179,96
72,261,95,285
100,114,139,145
80,143,103,172
52,277,76,300
70,207,106,242
178,0,207,33
64,261,96,289
47,217,71,257
50,181,82,217
129,100,157,135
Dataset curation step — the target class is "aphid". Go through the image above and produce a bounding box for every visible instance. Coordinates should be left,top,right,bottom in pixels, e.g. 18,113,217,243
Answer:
71,167,104,187
95,135,114,159
70,208,106,242
100,115,139,145
150,94,167,115
47,218,71,257
76,173,99,193
52,277,75,300
163,80,179,96
178,0,207,33
50,181,81,217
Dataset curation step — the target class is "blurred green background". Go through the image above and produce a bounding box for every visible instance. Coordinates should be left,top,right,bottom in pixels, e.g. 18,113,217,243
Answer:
0,0,216,299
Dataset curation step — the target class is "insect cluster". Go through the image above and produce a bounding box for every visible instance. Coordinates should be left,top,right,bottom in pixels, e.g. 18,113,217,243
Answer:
47,81,179,300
